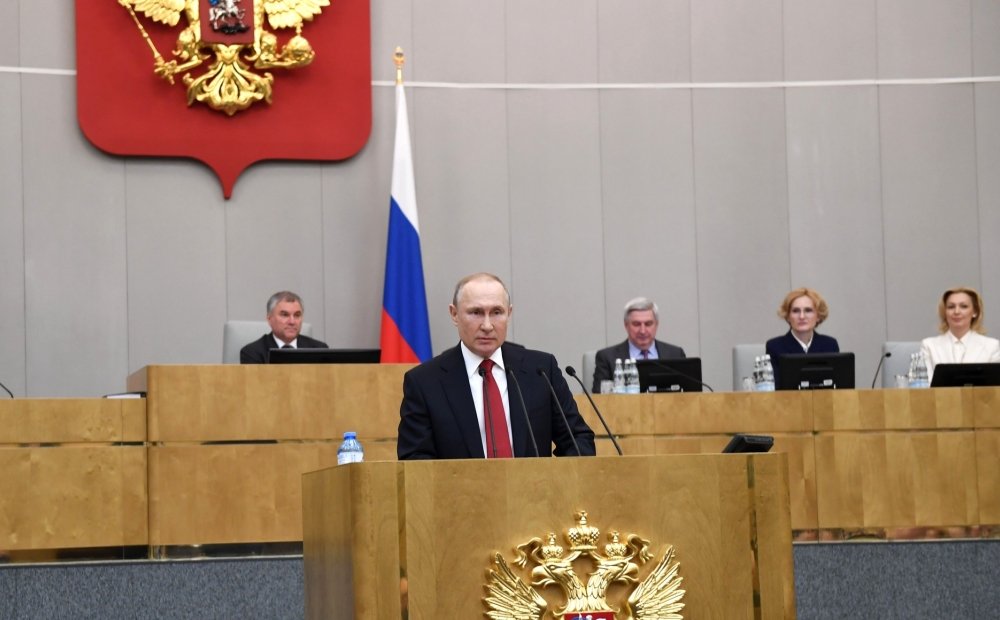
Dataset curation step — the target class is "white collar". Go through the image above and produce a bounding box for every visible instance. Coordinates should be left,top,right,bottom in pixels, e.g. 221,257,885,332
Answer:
458,341,505,377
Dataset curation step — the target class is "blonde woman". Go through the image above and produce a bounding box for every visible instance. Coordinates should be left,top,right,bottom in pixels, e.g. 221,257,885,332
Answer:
920,287,1000,382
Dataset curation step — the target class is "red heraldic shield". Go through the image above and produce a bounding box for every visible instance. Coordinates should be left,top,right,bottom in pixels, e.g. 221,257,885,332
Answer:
76,0,371,198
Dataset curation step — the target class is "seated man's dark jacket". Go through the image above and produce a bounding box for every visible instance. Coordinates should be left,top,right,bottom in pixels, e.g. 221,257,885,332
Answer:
240,333,329,364
592,339,686,392
398,342,596,459
765,331,839,386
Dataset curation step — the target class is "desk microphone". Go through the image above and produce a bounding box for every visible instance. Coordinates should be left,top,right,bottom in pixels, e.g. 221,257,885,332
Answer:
477,366,500,458
506,367,541,457
565,366,622,456
0,380,12,398
536,368,581,456
642,359,715,393
870,351,892,389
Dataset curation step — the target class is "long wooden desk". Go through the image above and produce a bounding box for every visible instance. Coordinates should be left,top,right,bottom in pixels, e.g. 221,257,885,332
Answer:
3,366,998,556
578,387,1000,536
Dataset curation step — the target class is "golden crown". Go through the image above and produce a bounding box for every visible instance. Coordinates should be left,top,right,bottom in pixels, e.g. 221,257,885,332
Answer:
567,511,600,550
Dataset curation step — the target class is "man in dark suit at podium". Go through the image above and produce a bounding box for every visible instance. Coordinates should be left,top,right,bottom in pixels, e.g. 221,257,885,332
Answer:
592,297,686,392
240,291,328,364
397,273,595,460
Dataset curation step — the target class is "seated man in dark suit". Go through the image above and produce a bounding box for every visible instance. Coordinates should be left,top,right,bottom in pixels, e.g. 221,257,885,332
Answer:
239,290,328,364
765,287,840,385
592,297,686,392
397,272,595,460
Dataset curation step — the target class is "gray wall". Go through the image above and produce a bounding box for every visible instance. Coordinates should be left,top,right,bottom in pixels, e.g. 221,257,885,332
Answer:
2,0,1000,397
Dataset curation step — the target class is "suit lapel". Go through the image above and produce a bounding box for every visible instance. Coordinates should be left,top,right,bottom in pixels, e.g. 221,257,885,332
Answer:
438,345,486,458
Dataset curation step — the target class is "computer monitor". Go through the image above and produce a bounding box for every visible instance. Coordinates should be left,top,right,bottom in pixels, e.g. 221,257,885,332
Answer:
775,352,855,390
635,358,704,393
721,434,774,453
266,348,381,364
930,362,1000,388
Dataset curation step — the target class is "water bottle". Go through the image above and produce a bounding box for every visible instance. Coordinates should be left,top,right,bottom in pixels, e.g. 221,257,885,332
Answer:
612,358,626,394
625,359,640,394
759,355,775,392
910,352,929,388
337,431,364,465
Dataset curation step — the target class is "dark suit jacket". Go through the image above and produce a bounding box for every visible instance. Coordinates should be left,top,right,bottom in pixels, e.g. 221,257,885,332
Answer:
239,333,329,364
397,343,596,460
592,339,686,392
765,331,840,386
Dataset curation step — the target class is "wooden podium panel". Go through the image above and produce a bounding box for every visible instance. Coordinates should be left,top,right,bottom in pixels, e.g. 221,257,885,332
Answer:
814,430,979,529
812,387,974,431
0,446,147,550
578,393,817,530
976,429,1000,524
0,399,147,551
0,397,146,443
149,443,339,545
128,364,411,441
303,455,795,619
581,391,812,436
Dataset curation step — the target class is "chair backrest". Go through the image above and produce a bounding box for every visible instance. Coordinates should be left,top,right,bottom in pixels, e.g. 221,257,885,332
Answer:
881,341,921,388
222,320,314,364
732,344,766,391
581,350,598,393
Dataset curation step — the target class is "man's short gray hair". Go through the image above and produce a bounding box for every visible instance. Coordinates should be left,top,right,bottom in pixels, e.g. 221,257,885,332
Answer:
267,291,304,315
623,297,658,322
452,273,511,307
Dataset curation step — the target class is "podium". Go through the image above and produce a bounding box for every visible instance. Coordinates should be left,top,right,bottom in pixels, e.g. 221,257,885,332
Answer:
303,454,795,618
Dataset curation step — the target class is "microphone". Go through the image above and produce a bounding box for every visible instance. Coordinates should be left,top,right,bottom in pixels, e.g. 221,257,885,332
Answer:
478,366,499,458
871,351,892,389
565,366,623,456
641,359,715,393
536,368,581,456
0,380,12,398
505,367,541,457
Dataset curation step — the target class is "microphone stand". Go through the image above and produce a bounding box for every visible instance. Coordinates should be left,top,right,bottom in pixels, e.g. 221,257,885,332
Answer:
565,366,623,455
506,367,541,457
536,368,581,456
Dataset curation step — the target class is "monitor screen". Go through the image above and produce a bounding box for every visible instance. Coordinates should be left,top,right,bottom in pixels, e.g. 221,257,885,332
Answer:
722,434,774,453
930,362,1000,388
266,348,381,364
775,352,855,390
636,358,703,393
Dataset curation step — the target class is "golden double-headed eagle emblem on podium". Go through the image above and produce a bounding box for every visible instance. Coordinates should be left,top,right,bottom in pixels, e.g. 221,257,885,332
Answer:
117,0,328,115
485,511,686,620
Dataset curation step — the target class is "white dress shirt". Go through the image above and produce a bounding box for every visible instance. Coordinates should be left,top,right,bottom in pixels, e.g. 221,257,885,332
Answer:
458,342,514,456
920,330,1000,382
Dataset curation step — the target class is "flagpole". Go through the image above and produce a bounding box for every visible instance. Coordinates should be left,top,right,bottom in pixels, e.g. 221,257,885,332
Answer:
394,47,405,86
380,46,433,363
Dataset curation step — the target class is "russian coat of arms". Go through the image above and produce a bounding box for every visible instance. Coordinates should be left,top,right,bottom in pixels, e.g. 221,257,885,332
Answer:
485,512,686,620
118,0,328,115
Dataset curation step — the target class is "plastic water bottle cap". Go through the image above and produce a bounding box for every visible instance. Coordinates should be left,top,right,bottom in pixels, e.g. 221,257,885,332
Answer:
343,431,357,439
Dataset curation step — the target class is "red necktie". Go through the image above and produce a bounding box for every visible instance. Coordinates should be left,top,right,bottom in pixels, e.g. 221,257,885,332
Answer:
480,359,513,458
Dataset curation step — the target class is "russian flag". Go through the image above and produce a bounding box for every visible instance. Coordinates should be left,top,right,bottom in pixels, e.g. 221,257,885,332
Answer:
380,80,432,363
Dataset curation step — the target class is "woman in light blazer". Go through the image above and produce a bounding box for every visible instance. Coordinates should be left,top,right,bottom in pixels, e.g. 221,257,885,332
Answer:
920,286,1000,382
